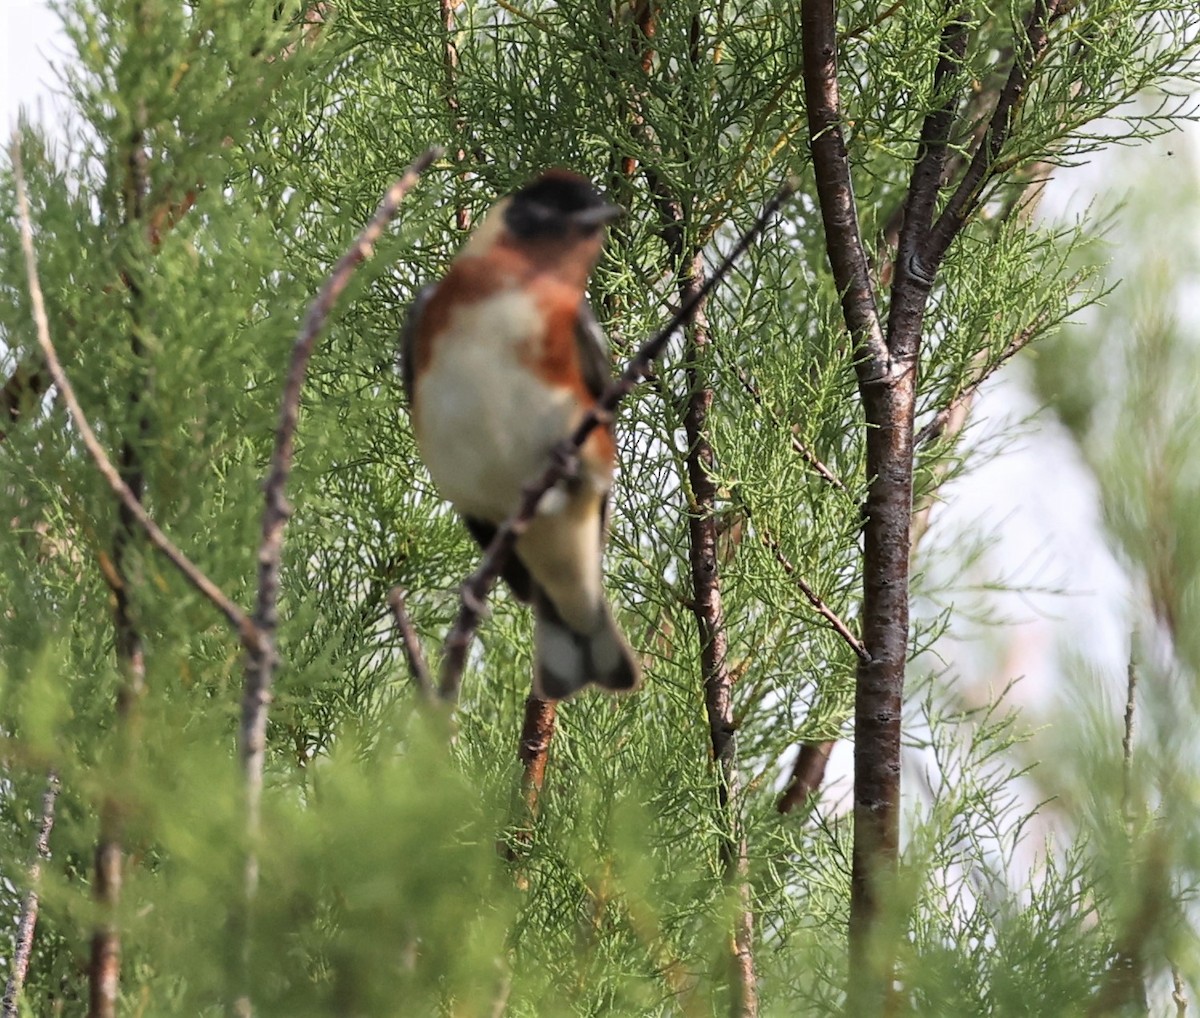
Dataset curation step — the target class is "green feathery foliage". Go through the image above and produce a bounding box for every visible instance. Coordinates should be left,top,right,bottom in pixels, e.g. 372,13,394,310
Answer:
1,1,1199,1014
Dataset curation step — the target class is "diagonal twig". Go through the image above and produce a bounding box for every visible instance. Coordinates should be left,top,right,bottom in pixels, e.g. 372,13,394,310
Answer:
11,137,260,650
777,741,836,815
437,180,796,702
926,0,1062,266
232,145,440,1016
387,587,434,697
240,142,442,876
762,530,869,663
727,358,850,492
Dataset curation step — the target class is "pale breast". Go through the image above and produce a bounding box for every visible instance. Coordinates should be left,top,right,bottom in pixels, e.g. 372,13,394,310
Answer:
414,290,583,521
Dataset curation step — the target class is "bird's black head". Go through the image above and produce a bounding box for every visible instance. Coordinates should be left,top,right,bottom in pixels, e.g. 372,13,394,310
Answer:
504,170,622,240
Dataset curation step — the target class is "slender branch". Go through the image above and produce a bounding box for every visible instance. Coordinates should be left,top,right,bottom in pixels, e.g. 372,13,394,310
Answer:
240,144,441,895
914,309,1049,448
387,587,434,697
1,773,60,1018
728,359,849,492
439,0,471,232
517,694,557,800
1173,967,1188,1018
1085,636,1149,1016
679,246,758,1017
800,0,889,383
10,139,260,651
926,0,1062,265
1122,637,1137,824
437,180,795,702
909,384,972,551
89,106,154,1018
762,530,869,663
891,7,968,297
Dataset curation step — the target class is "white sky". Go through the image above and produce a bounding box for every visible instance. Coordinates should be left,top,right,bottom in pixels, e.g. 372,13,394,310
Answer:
1,0,68,138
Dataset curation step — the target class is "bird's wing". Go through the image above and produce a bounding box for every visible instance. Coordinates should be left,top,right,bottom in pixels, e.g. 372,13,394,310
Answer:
575,300,617,536
398,283,437,406
575,299,612,401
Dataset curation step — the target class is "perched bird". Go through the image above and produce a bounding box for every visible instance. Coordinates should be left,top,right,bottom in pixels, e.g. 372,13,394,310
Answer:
400,170,640,700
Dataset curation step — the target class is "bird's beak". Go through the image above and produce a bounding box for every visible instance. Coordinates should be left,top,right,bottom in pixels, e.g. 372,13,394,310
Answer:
570,202,624,227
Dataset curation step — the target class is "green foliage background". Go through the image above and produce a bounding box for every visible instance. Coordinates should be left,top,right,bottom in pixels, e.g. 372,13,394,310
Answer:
1,0,1199,1014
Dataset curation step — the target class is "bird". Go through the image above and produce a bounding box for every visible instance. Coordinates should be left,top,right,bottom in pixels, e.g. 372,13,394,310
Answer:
400,170,641,700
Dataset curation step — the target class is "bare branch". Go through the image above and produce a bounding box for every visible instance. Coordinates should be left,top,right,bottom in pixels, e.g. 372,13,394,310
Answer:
762,530,869,663
801,1,915,1004
439,0,471,232
437,180,795,701
927,0,1062,265
387,587,434,698
517,694,557,808
890,8,968,298
728,360,849,492
1122,636,1138,825
682,250,758,1016
1173,967,1188,1018
914,311,1048,448
241,144,441,897
1,773,60,1018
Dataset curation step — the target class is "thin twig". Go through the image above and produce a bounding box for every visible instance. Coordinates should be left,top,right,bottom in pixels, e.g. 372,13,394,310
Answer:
1173,966,1188,1017
437,180,796,702
232,147,439,1017
762,530,869,663
89,113,154,1018
240,144,441,889
387,587,434,697
926,0,1062,265
1,773,60,1018
439,0,471,232
679,242,758,1017
728,359,849,492
1122,636,1138,825
10,137,260,651
914,312,1048,447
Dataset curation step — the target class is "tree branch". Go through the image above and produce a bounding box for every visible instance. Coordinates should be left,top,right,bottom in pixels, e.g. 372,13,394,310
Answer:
439,0,471,232
762,530,869,663
800,0,889,383
777,741,835,815
890,7,969,299
1,772,60,1018
436,180,795,702
0,358,49,443
728,359,850,492
926,0,1062,266
387,587,434,698
680,249,758,1017
240,143,441,889
798,1,915,1005
88,116,154,1018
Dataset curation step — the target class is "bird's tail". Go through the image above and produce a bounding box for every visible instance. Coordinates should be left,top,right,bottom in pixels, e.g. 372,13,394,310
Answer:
532,593,640,701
